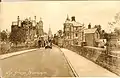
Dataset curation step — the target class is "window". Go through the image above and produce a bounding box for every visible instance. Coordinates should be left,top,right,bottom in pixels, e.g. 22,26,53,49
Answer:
96,32,99,38
68,33,70,39
76,27,78,30
97,33,98,38
74,27,76,30
65,28,70,31
76,33,78,37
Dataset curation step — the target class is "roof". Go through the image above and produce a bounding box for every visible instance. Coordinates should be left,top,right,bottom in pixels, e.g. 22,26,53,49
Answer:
84,28,97,34
65,20,83,26
71,21,83,26
12,21,17,25
39,20,43,23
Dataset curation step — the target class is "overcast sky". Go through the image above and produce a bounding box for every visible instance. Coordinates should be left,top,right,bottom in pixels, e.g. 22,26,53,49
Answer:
0,1,120,34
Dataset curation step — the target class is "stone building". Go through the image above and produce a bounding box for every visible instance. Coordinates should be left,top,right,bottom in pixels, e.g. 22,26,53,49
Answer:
36,18,44,37
63,15,84,46
84,23,100,47
11,16,44,43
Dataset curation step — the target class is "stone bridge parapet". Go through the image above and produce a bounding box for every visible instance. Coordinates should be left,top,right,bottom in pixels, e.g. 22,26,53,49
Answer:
65,45,120,76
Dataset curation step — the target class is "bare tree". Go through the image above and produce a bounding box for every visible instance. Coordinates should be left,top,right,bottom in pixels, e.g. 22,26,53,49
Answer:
114,12,120,25
9,27,26,47
108,12,120,29
114,27,120,36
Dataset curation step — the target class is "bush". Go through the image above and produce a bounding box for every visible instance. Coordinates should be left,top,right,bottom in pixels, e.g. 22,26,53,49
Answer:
0,42,11,54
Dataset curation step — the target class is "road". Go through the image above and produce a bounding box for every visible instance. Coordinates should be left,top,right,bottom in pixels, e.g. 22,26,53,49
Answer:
0,47,74,78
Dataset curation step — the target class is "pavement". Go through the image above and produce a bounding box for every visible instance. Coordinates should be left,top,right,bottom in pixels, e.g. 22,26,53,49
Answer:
61,48,119,77
0,47,74,78
0,46,119,77
0,49,37,60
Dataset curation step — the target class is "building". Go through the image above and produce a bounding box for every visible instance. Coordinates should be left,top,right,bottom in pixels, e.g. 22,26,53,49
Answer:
84,24,100,47
11,16,44,43
63,15,84,46
53,34,59,45
36,17,44,37
48,25,53,40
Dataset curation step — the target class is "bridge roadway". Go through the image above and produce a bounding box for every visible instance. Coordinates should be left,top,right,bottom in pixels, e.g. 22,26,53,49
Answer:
0,46,74,78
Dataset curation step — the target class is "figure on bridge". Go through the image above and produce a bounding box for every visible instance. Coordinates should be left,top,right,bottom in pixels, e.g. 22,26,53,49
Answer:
38,39,42,48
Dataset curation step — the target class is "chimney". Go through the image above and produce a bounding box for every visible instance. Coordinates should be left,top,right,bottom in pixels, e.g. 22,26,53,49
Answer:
17,16,20,21
34,16,36,21
66,14,70,21
12,22,14,25
29,17,31,21
17,16,20,26
40,17,42,21
88,23,91,29
71,16,76,21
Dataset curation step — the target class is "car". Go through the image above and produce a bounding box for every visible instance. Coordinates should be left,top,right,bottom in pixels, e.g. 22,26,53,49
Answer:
45,42,52,49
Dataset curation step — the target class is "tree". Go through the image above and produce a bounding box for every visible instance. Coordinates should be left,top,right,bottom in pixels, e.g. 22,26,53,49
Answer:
100,30,106,39
108,12,120,33
114,12,120,25
53,33,60,45
9,27,20,46
0,30,7,41
109,12,120,26
58,30,62,37
94,25,104,39
104,33,111,41
111,12,120,36
114,27,120,36
9,27,27,47
18,28,27,43
94,25,101,34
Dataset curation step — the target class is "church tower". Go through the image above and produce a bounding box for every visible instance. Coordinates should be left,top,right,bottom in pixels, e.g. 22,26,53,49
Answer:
48,25,52,37
48,25,53,40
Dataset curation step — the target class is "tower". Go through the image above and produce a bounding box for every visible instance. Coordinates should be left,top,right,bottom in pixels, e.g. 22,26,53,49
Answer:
36,17,44,37
17,16,20,26
48,25,52,40
66,14,70,21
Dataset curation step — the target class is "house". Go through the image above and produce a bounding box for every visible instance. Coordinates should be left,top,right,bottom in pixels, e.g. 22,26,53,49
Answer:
63,15,84,46
84,24,100,47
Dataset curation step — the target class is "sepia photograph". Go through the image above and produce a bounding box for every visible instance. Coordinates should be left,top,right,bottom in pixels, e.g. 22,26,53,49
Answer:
0,0,120,78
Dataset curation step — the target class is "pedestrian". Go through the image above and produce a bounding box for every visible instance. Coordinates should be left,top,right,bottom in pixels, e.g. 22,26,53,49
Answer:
42,40,44,47
44,40,45,47
38,40,41,48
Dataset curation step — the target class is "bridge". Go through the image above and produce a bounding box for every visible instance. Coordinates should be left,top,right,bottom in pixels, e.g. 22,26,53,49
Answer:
0,45,118,78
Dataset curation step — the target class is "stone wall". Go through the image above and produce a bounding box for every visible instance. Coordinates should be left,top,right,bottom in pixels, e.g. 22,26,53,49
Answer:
65,45,120,76
0,41,36,55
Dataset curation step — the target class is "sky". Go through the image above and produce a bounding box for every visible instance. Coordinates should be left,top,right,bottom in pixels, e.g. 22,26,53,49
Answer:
0,1,120,34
